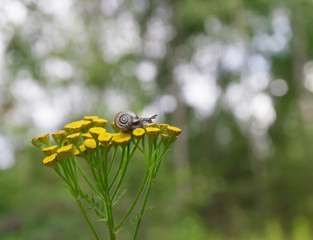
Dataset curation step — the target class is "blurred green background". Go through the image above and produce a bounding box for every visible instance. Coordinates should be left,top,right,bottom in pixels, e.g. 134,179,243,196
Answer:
1,0,313,239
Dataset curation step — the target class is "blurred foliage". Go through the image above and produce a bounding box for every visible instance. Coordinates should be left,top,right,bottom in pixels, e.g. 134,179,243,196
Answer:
2,0,313,239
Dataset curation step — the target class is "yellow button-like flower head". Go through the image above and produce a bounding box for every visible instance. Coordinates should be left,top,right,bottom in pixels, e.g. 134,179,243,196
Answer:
56,144,74,162
51,130,66,144
64,122,83,134
82,133,93,140
43,153,57,167
143,123,158,129
93,118,108,127
145,127,160,140
167,126,182,136
84,139,97,152
159,124,169,133
89,127,107,140
84,116,99,121
80,120,92,132
161,134,170,145
98,133,112,144
133,128,145,140
31,134,50,147
43,145,58,156
66,133,80,145
112,133,132,148
74,144,87,158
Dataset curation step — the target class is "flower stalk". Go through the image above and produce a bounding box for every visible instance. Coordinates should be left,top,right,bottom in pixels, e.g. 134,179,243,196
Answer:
31,116,181,240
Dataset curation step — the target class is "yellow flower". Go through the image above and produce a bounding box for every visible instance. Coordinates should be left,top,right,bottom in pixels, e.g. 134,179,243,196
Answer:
98,133,112,144
93,118,108,127
84,116,99,121
80,120,93,132
167,126,182,136
64,120,92,133
31,134,50,147
51,130,66,144
145,127,160,140
112,133,132,148
132,128,145,140
74,144,87,157
64,121,83,134
43,153,57,167
161,134,169,145
84,139,97,152
82,133,93,140
159,124,169,133
143,123,158,129
89,127,107,140
56,144,74,162
66,133,80,145
42,145,58,156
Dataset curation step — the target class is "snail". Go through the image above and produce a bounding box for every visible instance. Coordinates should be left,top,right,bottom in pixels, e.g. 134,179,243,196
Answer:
114,110,157,132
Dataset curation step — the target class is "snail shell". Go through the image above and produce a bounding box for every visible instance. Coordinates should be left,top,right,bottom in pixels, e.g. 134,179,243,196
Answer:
114,110,157,132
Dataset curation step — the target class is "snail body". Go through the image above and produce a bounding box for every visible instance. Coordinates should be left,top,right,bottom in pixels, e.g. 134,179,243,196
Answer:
114,110,157,132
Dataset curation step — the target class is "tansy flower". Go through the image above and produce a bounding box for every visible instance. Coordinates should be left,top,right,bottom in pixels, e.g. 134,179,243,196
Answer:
93,118,108,127
51,130,66,145
80,120,93,132
159,124,169,133
31,134,50,147
84,116,99,121
145,127,160,140
89,127,107,140
82,133,93,140
167,126,182,136
112,133,132,148
43,145,58,156
64,121,83,134
98,133,112,145
56,144,74,162
143,123,158,129
84,139,97,152
133,128,145,140
66,133,80,145
74,144,87,157
161,134,170,145
43,153,57,167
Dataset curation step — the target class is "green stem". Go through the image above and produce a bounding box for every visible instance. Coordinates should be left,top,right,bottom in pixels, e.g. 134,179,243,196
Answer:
76,198,100,240
114,169,151,232
108,147,118,176
109,148,125,191
133,177,153,240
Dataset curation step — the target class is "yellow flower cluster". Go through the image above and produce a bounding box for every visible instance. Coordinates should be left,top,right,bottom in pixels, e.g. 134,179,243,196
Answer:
31,114,182,167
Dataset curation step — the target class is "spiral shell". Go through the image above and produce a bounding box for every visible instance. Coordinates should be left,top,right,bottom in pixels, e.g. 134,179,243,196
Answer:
114,110,157,132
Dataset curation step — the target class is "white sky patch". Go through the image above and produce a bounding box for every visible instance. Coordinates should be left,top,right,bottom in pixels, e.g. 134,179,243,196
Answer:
101,0,124,16
253,9,291,54
136,61,157,82
221,43,246,72
103,89,129,113
0,135,15,170
158,94,177,113
4,0,27,25
270,79,288,96
42,57,74,81
175,63,220,118
242,71,270,92
251,93,276,129
144,16,173,59
38,0,73,18
304,61,313,92
100,12,141,63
